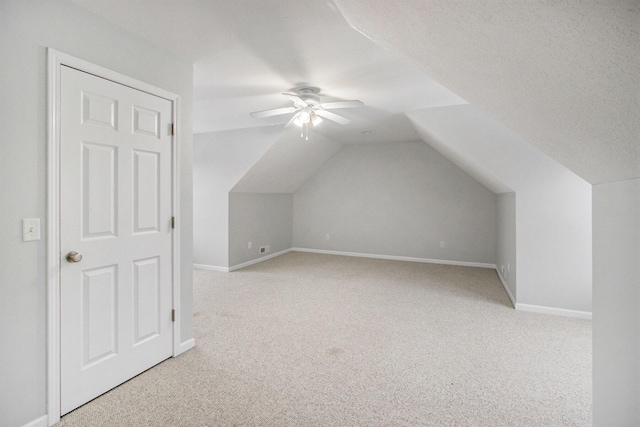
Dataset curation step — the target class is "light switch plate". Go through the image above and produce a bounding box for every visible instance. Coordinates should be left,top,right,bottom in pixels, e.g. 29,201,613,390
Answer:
23,218,41,241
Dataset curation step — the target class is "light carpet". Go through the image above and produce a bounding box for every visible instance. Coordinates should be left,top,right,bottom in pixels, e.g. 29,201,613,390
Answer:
58,252,592,426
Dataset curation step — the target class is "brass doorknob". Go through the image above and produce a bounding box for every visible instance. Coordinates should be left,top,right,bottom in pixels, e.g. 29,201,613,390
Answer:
66,251,83,263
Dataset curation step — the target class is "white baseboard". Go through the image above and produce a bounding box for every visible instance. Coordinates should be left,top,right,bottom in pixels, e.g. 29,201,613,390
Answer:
229,248,293,272
22,415,47,427
515,303,592,319
495,268,590,319
292,248,496,269
198,249,495,272
176,338,195,356
194,249,293,273
495,269,516,308
193,263,229,272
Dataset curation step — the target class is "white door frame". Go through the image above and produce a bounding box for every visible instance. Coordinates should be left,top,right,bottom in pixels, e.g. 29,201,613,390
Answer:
47,49,183,425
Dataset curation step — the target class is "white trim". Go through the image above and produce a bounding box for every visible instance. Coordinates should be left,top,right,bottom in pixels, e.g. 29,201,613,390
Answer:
193,263,230,273
170,95,183,358
292,248,496,269
515,303,592,319
50,51,180,100
495,269,515,308
228,248,293,272
194,248,295,273
46,48,62,427
177,338,196,355
22,415,48,427
47,49,183,426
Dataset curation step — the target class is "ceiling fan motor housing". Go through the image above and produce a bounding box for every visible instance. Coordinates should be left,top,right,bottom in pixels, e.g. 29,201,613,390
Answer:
297,88,321,107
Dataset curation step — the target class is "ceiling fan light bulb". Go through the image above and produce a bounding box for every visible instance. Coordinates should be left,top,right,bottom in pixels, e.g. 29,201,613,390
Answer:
293,113,303,127
298,110,311,124
311,114,323,127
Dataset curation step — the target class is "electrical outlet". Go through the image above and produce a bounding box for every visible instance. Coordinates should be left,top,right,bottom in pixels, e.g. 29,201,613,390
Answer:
259,245,270,254
325,233,330,241
440,241,445,248
507,263,510,272
248,242,252,249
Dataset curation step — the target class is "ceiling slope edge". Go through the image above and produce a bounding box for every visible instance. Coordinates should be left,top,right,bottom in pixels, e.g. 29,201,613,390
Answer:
408,117,513,195
231,130,344,194
194,125,287,194
407,105,591,195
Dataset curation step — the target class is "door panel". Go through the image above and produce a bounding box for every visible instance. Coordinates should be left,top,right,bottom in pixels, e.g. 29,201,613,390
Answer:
81,91,118,129
133,150,161,233
82,142,118,238
133,256,161,345
60,65,173,415
82,265,118,367
132,105,161,138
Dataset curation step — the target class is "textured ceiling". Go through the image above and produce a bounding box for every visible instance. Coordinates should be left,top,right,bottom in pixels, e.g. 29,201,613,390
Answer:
334,0,640,184
67,0,465,144
67,0,639,185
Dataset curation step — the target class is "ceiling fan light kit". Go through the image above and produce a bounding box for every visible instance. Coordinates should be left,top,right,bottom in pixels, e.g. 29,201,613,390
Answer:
250,87,363,141
297,110,311,124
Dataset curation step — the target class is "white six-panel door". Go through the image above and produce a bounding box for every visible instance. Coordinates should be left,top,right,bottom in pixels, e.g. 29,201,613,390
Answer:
59,65,173,415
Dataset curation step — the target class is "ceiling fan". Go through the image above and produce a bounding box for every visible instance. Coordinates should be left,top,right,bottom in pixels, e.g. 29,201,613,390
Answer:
250,87,363,140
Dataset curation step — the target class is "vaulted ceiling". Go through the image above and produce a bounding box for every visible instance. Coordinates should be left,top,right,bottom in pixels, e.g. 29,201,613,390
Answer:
334,0,639,185
68,0,638,186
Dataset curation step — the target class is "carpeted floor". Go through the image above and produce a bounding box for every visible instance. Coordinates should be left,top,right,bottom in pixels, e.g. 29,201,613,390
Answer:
58,252,592,426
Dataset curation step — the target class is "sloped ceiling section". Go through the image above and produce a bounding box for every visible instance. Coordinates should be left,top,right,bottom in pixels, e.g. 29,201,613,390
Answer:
408,107,513,194
194,125,288,193
335,0,640,185
231,131,343,193
407,105,581,193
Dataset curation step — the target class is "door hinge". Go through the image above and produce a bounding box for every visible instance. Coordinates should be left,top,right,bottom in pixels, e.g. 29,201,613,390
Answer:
168,123,175,136
171,216,175,229
171,309,176,322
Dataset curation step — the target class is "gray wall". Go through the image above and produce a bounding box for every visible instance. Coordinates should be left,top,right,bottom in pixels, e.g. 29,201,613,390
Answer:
193,127,283,268
593,177,640,425
0,1,193,426
293,141,496,264
229,193,293,267
496,192,516,302
408,105,592,313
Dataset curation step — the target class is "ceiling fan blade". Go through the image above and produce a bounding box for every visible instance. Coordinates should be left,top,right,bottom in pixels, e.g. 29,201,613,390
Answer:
282,93,308,106
284,113,299,128
250,106,296,118
321,100,364,109
315,109,351,125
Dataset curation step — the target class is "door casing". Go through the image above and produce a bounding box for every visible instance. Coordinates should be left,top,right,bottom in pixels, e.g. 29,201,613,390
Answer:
47,49,184,426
